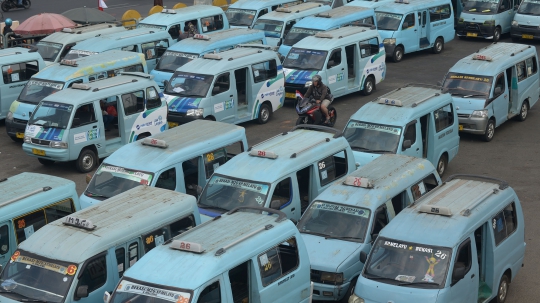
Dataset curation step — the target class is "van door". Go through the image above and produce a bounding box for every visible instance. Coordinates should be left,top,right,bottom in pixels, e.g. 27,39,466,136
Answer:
447,238,479,302
490,72,509,126
182,156,203,196
119,90,145,143
114,240,141,279
234,67,249,120
345,44,357,89
211,72,235,122
498,0,514,33
419,10,429,48
326,48,346,96
400,12,419,52
227,261,256,303
0,60,39,119
72,102,103,155
73,252,111,303
401,120,422,158
0,222,11,266
269,177,297,219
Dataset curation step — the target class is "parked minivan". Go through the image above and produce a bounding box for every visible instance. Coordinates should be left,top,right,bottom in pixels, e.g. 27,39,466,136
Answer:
226,0,304,28
511,0,540,41
457,0,518,42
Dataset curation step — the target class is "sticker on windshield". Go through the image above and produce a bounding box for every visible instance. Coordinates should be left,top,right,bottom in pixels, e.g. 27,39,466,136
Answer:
396,275,415,283
164,51,198,59
99,165,153,183
290,28,319,34
376,13,402,19
138,24,166,30
27,80,64,89
448,74,490,82
227,8,256,14
275,26,282,31
287,53,299,60
313,202,369,218
68,50,97,56
116,281,191,302
213,177,267,193
13,254,76,276
348,122,402,135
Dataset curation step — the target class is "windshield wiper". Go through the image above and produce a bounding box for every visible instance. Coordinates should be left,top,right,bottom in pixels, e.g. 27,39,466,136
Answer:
364,273,399,283
462,94,486,98
299,230,329,237
324,235,363,241
21,299,51,302
84,190,109,199
198,204,229,213
398,281,440,287
351,146,391,153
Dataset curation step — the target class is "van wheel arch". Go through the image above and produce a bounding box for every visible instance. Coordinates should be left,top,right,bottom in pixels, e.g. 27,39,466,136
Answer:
204,115,216,121
136,132,151,141
338,276,358,303
495,270,512,303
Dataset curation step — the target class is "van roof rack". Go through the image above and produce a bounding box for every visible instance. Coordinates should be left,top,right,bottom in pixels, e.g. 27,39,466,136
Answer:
291,124,342,138
119,30,154,40
0,187,52,208
275,2,321,13
375,83,440,107
236,44,278,51
117,71,154,79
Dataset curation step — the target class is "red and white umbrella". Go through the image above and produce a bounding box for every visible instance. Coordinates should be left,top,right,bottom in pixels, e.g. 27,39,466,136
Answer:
14,13,76,35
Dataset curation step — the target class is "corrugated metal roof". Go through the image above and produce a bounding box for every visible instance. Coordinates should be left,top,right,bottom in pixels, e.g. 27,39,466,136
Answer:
40,24,126,46
178,48,277,75
71,28,171,53
168,28,265,53
139,5,225,27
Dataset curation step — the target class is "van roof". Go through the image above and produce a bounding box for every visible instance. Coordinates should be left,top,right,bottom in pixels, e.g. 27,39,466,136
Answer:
18,186,198,264
346,0,395,9
0,47,43,65
257,2,330,20
0,173,76,223
40,73,157,105
294,6,374,30
315,155,437,209
139,5,225,27
376,0,453,13
124,208,297,290
349,84,451,127
448,43,536,76
167,28,265,53
294,25,379,50
70,28,171,53
33,50,145,82
39,23,126,46
178,47,278,75
104,120,246,172
214,126,350,183
380,175,516,247
229,0,302,9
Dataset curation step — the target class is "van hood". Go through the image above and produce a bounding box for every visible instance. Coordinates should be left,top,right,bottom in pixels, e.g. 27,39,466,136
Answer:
514,13,540,26
301,233,362,272
150,70,172,88
24,124,65,141
283,68,319,85
452,96,486,114
165,94,202,113
11,100,36,122
377,29,394,40
352,151,381,168
461,13,494,23
356,276,440,303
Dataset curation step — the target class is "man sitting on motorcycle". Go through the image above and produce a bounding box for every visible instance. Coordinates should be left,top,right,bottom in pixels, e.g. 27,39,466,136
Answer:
304,75,333,124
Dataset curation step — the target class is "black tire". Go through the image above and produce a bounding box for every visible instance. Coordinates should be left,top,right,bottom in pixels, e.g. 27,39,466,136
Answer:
339,277,358,303
76,148,97,173
436,153,448,177
482,119,495,142
495,274,510,303
38,158,55,166
516,100,529,122
361,76,375,96
23,0,31,8
327,106,337,127
257,103,271,124
1,1,10,12
432,37,444,54
493,27,501,42
392,45,404,63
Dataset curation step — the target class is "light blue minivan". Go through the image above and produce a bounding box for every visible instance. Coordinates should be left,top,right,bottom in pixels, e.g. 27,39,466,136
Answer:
457,0,518,42
226,0,304,28
297,154,441,301
375,0,455,62
351,175,526,303
279,5,377,56
511,0,540,41
442,43,539,142
344,84,459,176
151,28,267,89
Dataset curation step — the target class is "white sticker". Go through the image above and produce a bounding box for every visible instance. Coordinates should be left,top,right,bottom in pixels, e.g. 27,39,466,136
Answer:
117,263,124,273
11,73,19,82
418,182,426,194
214,102,224,113
129,258,137,266
254,70,260,77
173,87,185,93
26,265,31,269
63,277,68,282
74,132,87,144
321,170,328,180
149,90,157,98
25,125,42,137
1,245,6,252
155,235,165,246
203,26,208,32
288,53,299,60
328,75,337,84
259,253,269,266
24,225,35,239
213,162,220,170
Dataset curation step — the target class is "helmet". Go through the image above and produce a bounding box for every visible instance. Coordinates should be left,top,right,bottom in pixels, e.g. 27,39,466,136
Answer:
5,18,12,26
312,74,322,84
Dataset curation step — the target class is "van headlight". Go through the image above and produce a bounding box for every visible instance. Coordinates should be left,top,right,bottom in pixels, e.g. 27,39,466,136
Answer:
348,294,365,303
6,111,13,121
50,141,68,149
471,109,488,118
304,81,312,87
24,136,31,143
484,20,495,26
512,20,518,26
383,38,396,45
186,109,204,116
320,272,344,284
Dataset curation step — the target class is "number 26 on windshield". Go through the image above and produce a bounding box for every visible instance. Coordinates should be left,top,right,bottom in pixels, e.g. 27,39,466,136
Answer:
435,250,447,259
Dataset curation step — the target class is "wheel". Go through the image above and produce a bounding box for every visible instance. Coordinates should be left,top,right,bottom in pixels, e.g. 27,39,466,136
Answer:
392,45,404,63
432,37,444,54
361,76,375,96
516,100,529,122
327,106,337,127
482,119,495,142
1,1,10,12
23,0,31,8
493,27,501,42
257,103,271,124
38,158,55,166
436,154,448,177
495,274,510,303
76,149,97,173
339,277,358,303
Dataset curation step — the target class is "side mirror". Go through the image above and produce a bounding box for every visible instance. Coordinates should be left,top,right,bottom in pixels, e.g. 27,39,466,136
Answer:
72,118,81,128
327,60,335,69
103,291,111,303
85,174,92,184
163,80,169,89
270,200,281,209
76,285,89,298
402,22,409,29
360,251,367,264
494,86,502,96
402,139,412,150
452,264,466,284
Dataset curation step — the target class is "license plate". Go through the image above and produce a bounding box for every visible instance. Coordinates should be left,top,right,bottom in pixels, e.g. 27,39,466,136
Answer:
32,148,46,156
168,122,179,128
459,125,464,131
285,92,296,99
16,132,24,139
522,34,534,39
466,32,478,37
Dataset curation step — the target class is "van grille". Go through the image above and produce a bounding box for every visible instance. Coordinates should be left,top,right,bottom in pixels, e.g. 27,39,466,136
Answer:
457,114,470,118
31,138,50,146
519,25,538,29
14,118,28,124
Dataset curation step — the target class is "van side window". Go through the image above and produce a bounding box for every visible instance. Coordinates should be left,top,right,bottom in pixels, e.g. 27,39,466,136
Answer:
201,15,224,32
2,61,38,84
168,24,180,40
258,237,299,286
271,178,292,209
372,205,389,236
212,73,230,96
525,56,538,77
170,215,196,238
257,8,269,19
516,61,527,82
146,87,161,109
115,247,126,277
429,4,451,21
142,42,157,60
493,202,518,245
229,262,250,303
433,104,454,132
74,103,97,126
143,227,170,253
327,49,341,69
155,167,176,191
128,242,139,267
183,157,200,196
252,59,277,83
411,174,438,201
284,21,296,36
197,281,221,303
77,255,107,295
359,37,379,58
403,122,417,149
121,91,145,115
122,64,144,73
121,45,138,52
452,239,472,284
155,40,169,58
318,151,348,186
499,0,511,12
0,224,9,255
297,166,311,212
403,13,415,29
204,148,228,178
493,73,505,98
352,17,374,25
44,198,77,222
60,43,75,61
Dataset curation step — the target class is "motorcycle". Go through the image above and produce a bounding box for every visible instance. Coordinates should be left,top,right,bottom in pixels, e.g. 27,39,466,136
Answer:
1,0,31,12
295,94,337,127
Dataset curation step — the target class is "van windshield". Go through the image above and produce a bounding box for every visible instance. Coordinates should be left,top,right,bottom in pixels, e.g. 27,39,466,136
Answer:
283,48,328,70
253,19,284,38
111,278,192,303
85,164,154,200
363,237,452,289
297,201,370,242
375,12,403,31
63,49,98,60
518,0,540,15
463,0,500,14
442,73,493,98
226,8,257,26
156,51,199,72
138,23,168,31
28,101,73,129
198,174,271,213
344,120,402,153
283,27,322,46
19,79,64,104
165,72,214,97
36,41,63,62
0,250,77,303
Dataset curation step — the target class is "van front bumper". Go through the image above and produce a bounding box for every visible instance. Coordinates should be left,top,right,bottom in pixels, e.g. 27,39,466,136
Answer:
456,22,495,39
284,83,307,100
22,143,70,162
5,117,28,139
458,115,489,135
511,25,540,40
311,281,350,301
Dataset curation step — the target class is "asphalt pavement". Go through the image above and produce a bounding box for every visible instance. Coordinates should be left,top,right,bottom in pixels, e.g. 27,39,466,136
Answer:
0,6,539,301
